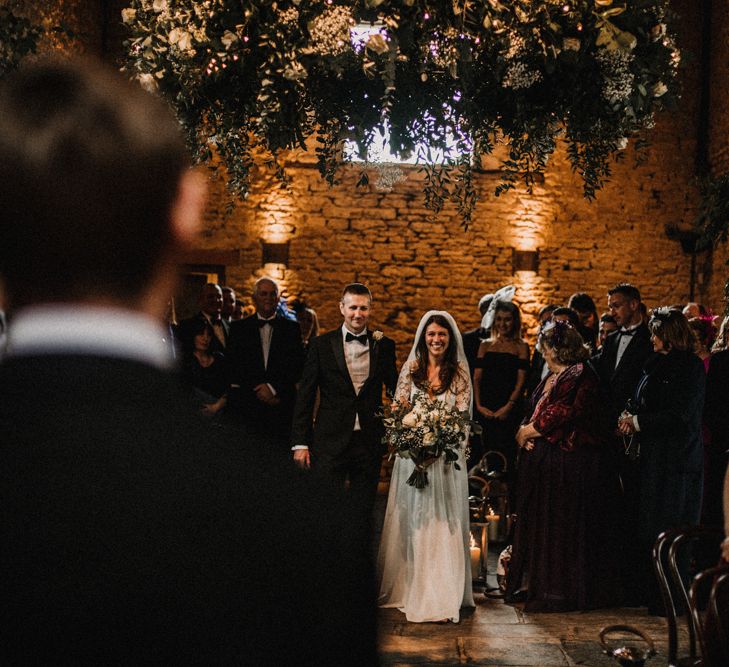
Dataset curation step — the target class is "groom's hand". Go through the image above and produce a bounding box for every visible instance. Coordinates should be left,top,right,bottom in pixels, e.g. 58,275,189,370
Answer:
293,449,310,469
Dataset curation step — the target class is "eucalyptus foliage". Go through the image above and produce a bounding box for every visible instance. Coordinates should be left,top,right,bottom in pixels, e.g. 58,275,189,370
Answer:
123,0,680,223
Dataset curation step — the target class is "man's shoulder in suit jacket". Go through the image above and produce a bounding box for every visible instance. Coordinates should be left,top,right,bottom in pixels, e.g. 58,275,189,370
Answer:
0,354,375,664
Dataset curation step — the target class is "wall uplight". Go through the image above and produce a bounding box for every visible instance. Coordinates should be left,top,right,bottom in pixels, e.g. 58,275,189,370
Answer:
261,240,290,267
512,248,539,275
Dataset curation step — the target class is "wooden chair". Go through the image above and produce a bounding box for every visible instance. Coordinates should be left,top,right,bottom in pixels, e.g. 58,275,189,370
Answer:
652,526,724,666
688,561,729,666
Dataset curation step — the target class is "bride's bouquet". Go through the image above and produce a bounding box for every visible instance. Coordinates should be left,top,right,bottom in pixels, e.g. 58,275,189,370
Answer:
381,393,474,489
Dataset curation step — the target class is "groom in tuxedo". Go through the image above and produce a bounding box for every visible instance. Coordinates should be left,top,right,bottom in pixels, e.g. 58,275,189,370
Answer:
292,283,398,518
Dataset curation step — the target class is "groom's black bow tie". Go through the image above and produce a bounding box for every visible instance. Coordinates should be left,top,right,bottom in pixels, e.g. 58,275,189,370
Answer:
618,328,637,336
345,332,368,345
258,318,275,328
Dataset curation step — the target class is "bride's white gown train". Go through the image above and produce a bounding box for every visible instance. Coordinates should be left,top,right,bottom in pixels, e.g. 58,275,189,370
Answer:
377,360,475,623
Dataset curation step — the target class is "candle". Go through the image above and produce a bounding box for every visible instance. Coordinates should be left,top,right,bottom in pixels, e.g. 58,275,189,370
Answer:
469,535,481,580
487,513,500,541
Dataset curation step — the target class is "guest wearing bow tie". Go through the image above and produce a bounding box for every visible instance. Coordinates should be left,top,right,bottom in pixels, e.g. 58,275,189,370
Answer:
227,277,304,454
592,282,654,606
291,283,398,523
176,282,229,355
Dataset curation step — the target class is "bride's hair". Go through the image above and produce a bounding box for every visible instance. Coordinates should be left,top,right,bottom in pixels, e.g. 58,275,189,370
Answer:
411,314,464,395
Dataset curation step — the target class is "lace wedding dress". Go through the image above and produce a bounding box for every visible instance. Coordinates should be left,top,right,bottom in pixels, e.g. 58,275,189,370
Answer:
377,359,475,623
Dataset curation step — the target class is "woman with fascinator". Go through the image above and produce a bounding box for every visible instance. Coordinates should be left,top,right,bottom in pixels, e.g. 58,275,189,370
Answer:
617,307,705,614
377,311,475,623
473,289,530,469
506,320,621,612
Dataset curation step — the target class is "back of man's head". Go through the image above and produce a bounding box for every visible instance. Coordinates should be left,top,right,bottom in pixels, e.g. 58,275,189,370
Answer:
0,58,189,309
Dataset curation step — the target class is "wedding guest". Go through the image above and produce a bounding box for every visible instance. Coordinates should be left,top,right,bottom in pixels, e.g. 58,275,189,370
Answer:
221,285,237,324
378,312,474,623
551,306,580,328
232,299,246,320
689,316,714,368
176,282,229,354
473,299,529,471
462,292,494,375
508,321,621,612
291,298,320,349
703,315,729,528
227,277,305,455
592,283,653,605
0,58,376,664
682,301,705,319
181,319,228,420
598,312,618,349
723,465,729,562
618,308,705,614
568,292,599,352
524,304,557,398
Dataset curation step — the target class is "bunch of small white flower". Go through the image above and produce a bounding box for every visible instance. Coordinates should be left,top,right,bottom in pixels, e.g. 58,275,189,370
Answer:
502,61,543,90
374,163,405,192
596,48,635,105
307,6,354,57
279,7,300,31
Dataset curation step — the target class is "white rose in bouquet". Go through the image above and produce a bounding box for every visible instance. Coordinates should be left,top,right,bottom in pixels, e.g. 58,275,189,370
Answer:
422,431,436,445
401,411,419,428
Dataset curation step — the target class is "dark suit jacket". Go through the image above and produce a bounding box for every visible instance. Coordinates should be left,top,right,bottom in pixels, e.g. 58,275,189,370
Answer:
291,328,397,459
462,327,485,377
592,323,654,425
226,315,305,443
632,350,705,542
176,311,229,355
0,355,376,665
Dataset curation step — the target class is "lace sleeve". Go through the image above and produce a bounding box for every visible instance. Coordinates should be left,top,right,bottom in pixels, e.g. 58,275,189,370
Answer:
452,363,472,412
393,360,415,406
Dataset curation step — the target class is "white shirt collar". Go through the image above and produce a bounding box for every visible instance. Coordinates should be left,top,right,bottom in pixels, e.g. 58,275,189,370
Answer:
257,313,277,322
5,304,173,369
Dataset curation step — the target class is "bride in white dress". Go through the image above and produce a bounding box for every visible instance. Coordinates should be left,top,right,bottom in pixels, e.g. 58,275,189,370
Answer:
377,311,475,623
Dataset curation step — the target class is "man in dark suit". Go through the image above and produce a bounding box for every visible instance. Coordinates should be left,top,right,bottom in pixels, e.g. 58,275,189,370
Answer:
0,59,376,664
176,282,229,354
462,292,493,375
227,276,305,453
292,283,398,519
592,282,654,605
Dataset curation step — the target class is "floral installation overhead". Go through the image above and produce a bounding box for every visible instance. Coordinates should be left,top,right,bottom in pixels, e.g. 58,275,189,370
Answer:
0,7,43,78
122,0,680,225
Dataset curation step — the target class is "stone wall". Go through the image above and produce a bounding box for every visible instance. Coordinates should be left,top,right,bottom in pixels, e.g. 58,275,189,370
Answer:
196,0,708,357
707,0,729,315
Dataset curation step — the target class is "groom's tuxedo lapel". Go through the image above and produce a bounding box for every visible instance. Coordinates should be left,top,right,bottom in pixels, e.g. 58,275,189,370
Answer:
331,332,357,395
364,331,379,386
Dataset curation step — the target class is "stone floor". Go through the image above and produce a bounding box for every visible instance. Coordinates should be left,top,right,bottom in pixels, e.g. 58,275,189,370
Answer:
377,594,679,666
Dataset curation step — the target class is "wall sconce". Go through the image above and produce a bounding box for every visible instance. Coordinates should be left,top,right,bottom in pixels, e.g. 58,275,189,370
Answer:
260,240,290,267
512,248,539,274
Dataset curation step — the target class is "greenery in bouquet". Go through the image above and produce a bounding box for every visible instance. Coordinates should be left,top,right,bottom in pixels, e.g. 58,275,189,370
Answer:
121,0,681,226
381,391,476,489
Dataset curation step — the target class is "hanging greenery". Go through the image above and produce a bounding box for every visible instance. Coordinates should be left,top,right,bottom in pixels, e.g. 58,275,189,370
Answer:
0,7,43,78
122,0,680,224
695,172,729,249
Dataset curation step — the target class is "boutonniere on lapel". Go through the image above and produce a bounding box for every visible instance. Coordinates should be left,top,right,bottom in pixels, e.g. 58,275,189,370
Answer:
371,330,384,345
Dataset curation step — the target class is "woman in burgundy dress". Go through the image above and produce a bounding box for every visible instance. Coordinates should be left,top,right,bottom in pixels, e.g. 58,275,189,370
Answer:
506,320,621,612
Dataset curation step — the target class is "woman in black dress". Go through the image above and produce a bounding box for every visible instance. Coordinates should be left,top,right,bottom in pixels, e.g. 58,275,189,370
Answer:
473,300,529,469
618,308,705,613
181,319,229,419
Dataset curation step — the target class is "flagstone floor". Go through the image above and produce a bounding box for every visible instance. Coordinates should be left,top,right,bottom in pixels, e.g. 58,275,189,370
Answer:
377,595,678,666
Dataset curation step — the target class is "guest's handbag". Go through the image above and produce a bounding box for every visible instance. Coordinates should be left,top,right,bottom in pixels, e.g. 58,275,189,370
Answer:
621,399,640,460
